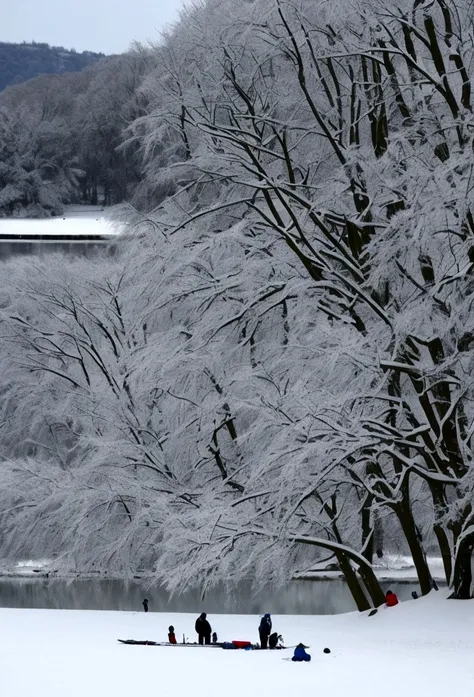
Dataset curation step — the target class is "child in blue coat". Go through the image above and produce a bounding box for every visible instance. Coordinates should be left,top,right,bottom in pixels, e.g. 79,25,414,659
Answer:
292,643,311,662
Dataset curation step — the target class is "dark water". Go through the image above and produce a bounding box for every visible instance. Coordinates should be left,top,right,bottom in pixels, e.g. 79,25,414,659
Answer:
0,577,426,615
0,240,109,259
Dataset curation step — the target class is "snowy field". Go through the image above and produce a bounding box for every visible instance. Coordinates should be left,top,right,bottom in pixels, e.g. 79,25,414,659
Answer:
0,206,119,238
2,591,474,697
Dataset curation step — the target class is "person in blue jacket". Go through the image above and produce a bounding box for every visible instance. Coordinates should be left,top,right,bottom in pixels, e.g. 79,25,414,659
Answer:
292,643,311,662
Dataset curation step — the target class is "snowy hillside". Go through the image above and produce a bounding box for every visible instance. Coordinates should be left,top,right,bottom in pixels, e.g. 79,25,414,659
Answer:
2,592,473,697
0,42,105,92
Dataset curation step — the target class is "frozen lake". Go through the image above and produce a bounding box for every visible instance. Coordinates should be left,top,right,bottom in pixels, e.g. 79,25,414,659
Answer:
0,206,118,259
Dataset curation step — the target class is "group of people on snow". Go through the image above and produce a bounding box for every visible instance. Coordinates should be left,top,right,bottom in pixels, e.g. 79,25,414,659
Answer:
192,611,305,658
258,613,284,650
140,588,400,661
194,611,284,650
142,602,285,650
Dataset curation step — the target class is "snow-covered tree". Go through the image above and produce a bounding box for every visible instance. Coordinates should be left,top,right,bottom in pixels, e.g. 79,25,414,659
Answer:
128,0,474,599
2,0,474,606
0,99,81,217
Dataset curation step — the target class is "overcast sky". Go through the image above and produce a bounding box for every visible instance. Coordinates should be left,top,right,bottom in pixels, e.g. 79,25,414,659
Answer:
3,0,186,54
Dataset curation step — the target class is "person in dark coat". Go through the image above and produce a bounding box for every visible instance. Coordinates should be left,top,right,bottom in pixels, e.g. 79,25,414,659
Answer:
269,632,284,649
292,643,311,662
195,612,212,645
259,613,272,649
168,625,177,644
142,598,149,612
385,590,399,607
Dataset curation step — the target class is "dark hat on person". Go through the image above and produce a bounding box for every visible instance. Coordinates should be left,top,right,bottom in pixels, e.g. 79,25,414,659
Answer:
323,647,331,654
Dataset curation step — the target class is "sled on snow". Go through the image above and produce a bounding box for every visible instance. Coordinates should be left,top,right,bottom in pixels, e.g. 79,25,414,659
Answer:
118,639,224,647
118,639,160,646
118,639,287,650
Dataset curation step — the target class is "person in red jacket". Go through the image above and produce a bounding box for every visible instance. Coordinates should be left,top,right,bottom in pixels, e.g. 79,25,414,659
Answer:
168,625,177,644
385,590,399,607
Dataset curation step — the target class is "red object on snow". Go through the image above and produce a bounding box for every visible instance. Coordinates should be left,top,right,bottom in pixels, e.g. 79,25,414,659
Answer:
385,592,399,607
232,640,252,649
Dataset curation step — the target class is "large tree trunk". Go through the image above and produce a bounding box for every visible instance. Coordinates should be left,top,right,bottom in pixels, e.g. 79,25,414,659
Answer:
395,500,433,596
361,494,374,563
430,483,453,584
336,553,371,611
433,523,453,585
357,563,386,607
451,531,474,599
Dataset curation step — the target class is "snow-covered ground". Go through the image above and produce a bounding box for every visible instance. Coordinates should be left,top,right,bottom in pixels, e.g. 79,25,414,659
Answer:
0,206,119,238
2,591,473,697
373,556,446,581
296,554,447,582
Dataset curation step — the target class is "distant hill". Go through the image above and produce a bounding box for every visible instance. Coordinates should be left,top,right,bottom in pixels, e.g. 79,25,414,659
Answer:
0,41,106,92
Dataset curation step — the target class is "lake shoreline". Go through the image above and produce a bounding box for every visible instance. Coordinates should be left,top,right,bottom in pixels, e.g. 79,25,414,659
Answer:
0,554,447,584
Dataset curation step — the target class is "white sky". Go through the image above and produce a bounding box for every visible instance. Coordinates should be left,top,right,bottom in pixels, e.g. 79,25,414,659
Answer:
3,0,186,54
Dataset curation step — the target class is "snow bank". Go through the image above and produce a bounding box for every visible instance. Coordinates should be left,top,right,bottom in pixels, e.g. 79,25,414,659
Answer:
2,591,473,697
0,206,119,238
296,554,447,582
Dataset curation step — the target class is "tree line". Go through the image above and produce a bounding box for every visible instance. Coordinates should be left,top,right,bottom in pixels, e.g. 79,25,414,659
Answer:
0,41,105,92
0,47,151,216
